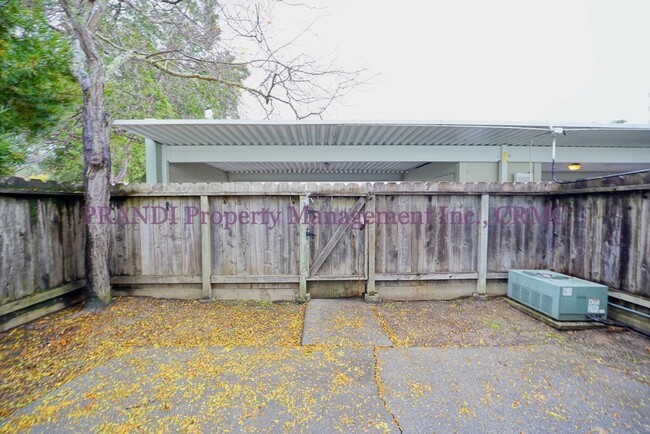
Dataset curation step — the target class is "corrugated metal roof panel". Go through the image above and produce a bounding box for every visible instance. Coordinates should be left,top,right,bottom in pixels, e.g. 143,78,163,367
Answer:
113,120,650,148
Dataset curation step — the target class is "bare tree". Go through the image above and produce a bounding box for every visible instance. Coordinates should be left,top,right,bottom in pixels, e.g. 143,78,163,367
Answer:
55,0,364,305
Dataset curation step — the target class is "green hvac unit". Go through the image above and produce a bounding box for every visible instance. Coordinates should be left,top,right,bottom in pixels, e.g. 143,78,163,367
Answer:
507,270,608,321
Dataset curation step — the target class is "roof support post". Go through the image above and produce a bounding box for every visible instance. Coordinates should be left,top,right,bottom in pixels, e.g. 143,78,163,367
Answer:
160,145,169,184
144,138,160,183
499,145,509,182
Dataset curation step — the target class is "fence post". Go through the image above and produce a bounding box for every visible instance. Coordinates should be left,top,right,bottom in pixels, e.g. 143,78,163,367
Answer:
200,195,212,299
476,193,490,297
298,194,310,302
366,193,376,294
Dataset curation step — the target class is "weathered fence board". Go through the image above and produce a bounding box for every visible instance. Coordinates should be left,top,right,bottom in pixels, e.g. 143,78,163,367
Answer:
0,194,85,304
374,194,480,275
486,195,554,272
108,196,202,278
547,191,650,296
1,175,649,322
0,185,86,330
207,195,301,278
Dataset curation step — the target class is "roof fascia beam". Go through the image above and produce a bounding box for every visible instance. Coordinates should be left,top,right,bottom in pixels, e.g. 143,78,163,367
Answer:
164,145,650,164
165,145,500,163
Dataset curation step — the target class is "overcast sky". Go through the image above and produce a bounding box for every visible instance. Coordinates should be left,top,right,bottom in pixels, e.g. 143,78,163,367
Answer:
240,0,650,124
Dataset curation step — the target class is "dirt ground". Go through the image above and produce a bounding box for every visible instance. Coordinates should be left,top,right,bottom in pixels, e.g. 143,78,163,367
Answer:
375,298,650,383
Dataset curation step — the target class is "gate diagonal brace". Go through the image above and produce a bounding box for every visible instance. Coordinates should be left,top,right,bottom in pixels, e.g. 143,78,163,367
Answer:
309,197,366,276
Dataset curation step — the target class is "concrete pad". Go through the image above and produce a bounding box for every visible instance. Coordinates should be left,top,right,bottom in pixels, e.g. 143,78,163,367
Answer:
302,299,393,347
377,345,650,433
505,298,606,330
1,347,396,433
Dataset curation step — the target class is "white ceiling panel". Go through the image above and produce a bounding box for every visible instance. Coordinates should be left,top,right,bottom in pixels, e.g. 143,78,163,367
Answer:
207,161,424,174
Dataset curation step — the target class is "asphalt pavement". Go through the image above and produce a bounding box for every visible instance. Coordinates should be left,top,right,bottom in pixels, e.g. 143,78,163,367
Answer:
2,298,648,433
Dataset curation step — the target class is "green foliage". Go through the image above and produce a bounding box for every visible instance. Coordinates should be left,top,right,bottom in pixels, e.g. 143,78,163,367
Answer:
0,0,77,176
42,0,247,184
45,64,243,184
0,136,26,176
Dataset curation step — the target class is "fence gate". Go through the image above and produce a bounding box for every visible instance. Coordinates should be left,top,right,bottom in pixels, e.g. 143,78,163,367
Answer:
306,194,368,297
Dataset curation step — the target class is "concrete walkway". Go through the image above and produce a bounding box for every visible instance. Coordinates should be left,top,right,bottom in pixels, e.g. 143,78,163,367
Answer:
2,298,649,433
302,299,392,347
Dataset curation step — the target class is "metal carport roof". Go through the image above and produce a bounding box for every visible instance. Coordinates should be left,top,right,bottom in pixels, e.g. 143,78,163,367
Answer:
114,119,650,148
112,120,650,182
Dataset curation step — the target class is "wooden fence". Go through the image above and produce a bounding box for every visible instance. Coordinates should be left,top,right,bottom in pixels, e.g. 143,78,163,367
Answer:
1,174,649,329
0,179,86,330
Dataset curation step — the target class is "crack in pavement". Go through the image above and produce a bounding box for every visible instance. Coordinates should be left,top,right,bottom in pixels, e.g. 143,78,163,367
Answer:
373,346,403,433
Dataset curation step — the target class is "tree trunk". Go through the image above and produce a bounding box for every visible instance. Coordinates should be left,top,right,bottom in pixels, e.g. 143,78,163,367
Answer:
82,61,112,306
59,0,112,306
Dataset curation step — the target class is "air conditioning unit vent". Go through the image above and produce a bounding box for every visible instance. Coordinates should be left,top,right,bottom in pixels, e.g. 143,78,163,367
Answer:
521,287,530,304
541,294,553,315
530,290,541,309
507,270,608,321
